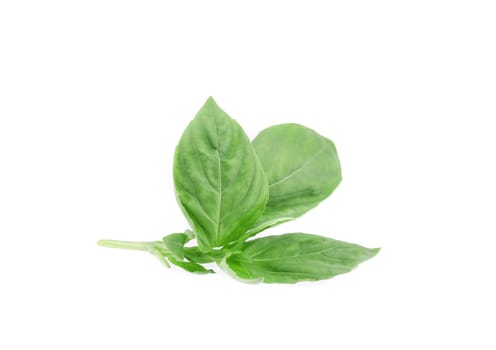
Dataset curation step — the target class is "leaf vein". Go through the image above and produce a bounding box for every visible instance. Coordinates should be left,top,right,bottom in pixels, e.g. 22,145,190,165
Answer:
214,118,222,244
268,142,327,187
249,245,355,262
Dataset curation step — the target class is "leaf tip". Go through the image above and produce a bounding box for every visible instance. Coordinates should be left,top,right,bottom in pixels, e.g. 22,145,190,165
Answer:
369,247,381,258
205,96,217,105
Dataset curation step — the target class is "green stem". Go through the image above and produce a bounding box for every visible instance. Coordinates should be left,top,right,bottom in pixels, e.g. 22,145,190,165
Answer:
97,239,149,251
97,239,172,268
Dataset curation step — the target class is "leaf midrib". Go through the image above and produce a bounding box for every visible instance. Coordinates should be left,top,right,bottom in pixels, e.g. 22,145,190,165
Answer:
242,245,356,262
214,118,222,244
268,140,327,188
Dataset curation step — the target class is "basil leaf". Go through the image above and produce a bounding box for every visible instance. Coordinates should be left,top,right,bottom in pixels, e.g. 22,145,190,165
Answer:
183,246,225,264
248,124,342,235
221,233,379,284
174,97,269,251
168,257,214,274
162,231,194,260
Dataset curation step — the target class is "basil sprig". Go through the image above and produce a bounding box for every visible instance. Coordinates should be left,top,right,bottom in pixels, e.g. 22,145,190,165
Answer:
98,97,379,284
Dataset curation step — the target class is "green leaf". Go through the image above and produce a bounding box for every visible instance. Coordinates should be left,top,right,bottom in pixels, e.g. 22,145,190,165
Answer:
183,246,225,264
168,257,214,275
162,231,194,260
221,233,379,284
174,97,269,251
248,124,341,236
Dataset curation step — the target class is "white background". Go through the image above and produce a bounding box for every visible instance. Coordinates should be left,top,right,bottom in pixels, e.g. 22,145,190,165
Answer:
1,1,495,349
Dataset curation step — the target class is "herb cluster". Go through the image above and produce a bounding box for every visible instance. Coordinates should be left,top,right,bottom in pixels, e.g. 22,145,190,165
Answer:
98,97,379,284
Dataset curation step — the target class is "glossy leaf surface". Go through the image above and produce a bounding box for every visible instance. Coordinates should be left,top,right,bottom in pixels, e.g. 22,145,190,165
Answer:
223,233,379,284
248,124,341,235
174,97,269,250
